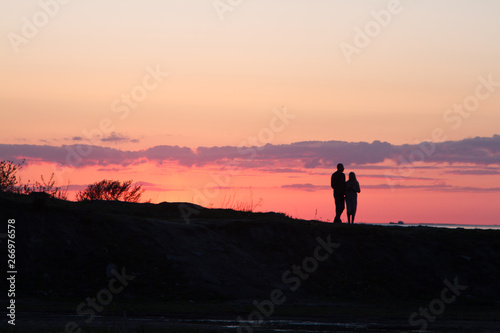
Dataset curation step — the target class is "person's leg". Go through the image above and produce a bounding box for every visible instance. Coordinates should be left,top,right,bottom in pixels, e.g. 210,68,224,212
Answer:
351,200,357,224
340,196,345,221
335,203,342,222
334,194,344,222
345,197,352,223
334,194,338,221
333,194,339,222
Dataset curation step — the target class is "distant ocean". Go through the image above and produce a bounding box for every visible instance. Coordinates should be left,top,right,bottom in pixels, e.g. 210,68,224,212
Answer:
368,223,500,230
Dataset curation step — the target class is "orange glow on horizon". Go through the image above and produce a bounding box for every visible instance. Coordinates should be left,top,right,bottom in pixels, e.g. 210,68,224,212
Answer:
13,160,500,226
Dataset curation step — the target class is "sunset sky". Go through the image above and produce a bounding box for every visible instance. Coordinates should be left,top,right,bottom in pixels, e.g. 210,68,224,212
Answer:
1,1,499,224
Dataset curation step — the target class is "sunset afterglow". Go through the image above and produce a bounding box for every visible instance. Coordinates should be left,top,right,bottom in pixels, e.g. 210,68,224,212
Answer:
2,1,499,224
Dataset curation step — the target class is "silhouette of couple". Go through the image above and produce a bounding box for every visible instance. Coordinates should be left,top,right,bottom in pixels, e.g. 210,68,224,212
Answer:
331,163,360,224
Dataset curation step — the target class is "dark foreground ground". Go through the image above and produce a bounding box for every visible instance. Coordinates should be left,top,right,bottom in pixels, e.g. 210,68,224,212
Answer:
1,192,499,332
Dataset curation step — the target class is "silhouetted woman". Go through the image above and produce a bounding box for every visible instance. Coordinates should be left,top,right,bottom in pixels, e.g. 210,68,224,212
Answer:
345,172,360,224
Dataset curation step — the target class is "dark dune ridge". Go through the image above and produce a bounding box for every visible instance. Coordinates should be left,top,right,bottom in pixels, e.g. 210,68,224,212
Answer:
1,192,499,332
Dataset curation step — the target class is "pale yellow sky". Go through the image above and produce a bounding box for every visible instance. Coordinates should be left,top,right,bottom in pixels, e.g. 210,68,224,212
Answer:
1,0,500,149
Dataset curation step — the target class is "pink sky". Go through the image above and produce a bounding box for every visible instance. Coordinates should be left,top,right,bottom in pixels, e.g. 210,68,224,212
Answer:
3,136,499,224
1,1,499,224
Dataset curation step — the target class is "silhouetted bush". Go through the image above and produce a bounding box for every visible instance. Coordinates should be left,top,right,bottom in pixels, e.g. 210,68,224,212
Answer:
1,160,68,199
20,173,69,200
76,179,144,202
0,160,23,192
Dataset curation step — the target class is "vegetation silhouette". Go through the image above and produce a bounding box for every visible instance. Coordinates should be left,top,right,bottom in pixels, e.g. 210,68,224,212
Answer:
0,160,68,199
76,179,144,202
0,160,23,192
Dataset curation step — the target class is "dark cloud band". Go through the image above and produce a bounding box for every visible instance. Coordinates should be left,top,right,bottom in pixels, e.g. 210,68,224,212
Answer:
1,135,499,169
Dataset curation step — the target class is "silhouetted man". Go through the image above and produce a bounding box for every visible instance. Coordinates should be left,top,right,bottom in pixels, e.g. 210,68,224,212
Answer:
331,163,346,223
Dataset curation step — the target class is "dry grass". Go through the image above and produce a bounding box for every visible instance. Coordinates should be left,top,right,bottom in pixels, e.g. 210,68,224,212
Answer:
212,188,263,212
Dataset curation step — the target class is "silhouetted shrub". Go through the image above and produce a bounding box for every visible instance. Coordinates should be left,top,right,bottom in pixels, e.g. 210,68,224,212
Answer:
0,159,68,199
76,179,144,202
0,160,24,192
20,173,69,200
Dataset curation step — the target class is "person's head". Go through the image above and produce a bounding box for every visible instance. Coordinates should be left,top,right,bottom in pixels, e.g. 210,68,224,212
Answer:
337,163,344,172
349,172,356,181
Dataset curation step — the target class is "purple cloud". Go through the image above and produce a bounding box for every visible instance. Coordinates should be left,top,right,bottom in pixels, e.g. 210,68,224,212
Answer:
446,168,500,175
281,182,500,192
100,132,140,144
1,135,499,169
282,183,329,192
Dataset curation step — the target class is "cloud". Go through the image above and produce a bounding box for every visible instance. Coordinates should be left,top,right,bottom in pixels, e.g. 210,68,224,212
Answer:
135,181,176,191
258,167,304,173
96,167,131,172
280,182,439,192
446,168,500,175
363,174,436,181
282,183,329,192
281,182,500,193
396,135,500,165
0,144,142,167
100,132,140,144
64,184,89,192
143,145,196,166
1,135,499,169
59,182,177,193
62,133,140,144
439,186,500,192
362,183,500,192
